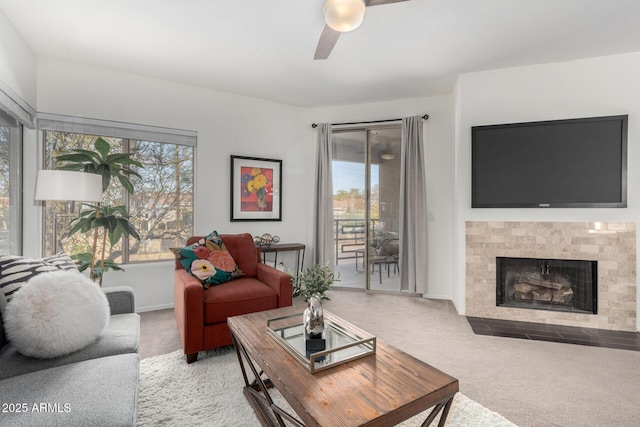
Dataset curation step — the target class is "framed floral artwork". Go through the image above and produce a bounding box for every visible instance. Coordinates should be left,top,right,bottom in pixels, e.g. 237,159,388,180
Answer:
230,155,282,221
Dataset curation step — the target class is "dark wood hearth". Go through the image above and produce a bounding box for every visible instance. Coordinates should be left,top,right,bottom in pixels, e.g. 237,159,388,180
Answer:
467,317,640,351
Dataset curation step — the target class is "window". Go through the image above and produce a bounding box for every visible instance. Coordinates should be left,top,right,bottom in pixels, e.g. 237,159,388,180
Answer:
0,109,22,255
40,115,195,263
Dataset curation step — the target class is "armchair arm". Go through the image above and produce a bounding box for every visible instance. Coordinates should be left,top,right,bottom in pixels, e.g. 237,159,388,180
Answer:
256,263,293,308
104,286,136,314
174,269,205,354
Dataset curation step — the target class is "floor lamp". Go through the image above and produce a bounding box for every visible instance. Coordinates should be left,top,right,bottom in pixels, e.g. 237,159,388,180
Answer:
35,170,103,278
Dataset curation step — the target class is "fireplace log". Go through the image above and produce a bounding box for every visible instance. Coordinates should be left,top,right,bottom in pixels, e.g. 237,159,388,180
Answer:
531,289,554,301
553,287,573,303
519,273,568,290
514,282,543,294
514,280,573,303
554,288,574,297
514,291,533,300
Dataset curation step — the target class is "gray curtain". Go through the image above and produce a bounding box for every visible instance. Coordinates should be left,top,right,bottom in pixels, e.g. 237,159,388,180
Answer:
399,116,428,293
313,123,334,268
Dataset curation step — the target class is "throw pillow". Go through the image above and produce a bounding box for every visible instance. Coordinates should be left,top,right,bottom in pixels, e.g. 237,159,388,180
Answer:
3,270,110,359
0,252,78,314
171,231,243,289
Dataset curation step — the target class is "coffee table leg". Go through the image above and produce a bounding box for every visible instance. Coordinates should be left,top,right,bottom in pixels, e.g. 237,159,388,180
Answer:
437,396,454,427
419,396,455,427
231,333,301,427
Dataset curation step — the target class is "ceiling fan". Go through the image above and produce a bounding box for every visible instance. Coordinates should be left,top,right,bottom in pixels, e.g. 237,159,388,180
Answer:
314,0,411,60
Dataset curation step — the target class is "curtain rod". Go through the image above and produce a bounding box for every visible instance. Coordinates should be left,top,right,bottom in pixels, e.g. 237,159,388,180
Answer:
311,114,429,129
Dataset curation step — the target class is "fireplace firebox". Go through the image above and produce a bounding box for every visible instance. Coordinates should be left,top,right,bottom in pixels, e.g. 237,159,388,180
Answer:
496,257,597,314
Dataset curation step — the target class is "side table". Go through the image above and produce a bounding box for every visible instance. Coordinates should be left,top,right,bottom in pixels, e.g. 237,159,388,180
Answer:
258,243,305,275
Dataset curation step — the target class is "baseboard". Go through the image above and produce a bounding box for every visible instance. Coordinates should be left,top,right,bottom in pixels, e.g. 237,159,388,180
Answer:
136,303,175,313
423,292,452,300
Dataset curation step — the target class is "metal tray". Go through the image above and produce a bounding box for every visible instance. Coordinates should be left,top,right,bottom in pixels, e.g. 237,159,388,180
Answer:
267,311,376,373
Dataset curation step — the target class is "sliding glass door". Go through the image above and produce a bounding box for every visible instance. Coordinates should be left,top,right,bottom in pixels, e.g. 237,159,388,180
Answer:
331,126,401,291
367,128,401,291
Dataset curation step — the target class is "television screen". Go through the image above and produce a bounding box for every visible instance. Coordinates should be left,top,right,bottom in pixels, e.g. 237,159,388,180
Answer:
472,115,627,208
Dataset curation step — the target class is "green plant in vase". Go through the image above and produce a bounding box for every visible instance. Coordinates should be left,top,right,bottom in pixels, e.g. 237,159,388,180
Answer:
292,263,340,302
55,137,143,286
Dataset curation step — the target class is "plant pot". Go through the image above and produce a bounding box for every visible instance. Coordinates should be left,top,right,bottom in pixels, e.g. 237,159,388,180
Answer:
303,294,324,338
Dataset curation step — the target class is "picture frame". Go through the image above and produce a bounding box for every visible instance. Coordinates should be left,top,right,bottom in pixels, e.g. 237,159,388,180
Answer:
230,155,282,221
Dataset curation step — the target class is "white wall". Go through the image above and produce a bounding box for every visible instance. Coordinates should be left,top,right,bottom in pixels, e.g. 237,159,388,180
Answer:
4,55,455,311
0,8,36,106
308,95,455,300
34,58,311,311
31,62,457,308
453,52,640,330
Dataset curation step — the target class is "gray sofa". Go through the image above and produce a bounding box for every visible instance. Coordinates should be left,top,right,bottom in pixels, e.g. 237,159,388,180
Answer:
0,286,140,427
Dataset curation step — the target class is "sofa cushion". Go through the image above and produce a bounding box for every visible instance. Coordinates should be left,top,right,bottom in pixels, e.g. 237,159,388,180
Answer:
203,277,277,324
170,230,243,289
0,353,139,427
0,252,78,314
4,270,110,359
0,312,139,381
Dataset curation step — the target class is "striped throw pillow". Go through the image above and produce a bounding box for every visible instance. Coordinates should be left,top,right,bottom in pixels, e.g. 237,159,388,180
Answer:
0,253,79,314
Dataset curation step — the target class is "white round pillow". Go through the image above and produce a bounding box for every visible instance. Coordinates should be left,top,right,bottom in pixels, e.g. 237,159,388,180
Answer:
3,270,110,359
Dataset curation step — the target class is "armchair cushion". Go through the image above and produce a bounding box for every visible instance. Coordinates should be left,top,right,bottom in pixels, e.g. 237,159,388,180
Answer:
203,277,277,324
171,230,243,288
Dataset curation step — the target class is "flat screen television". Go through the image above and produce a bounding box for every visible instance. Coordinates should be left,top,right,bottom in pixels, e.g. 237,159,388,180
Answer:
471,115,628,208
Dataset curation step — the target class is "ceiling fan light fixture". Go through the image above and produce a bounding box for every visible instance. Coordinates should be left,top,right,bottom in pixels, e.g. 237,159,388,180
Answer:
323,0,366,33
381,153,395,160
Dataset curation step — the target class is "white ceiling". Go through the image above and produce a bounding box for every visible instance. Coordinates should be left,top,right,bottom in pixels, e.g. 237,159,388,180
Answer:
2,0,640,107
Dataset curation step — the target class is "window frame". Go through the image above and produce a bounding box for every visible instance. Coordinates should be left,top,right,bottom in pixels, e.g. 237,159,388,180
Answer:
39,114,196,264
0,110,23,255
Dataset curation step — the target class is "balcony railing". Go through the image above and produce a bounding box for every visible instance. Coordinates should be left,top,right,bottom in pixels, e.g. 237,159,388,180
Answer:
334,218,380,265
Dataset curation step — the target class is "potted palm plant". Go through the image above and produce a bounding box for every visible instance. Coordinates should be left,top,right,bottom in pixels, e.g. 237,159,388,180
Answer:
55,137,143,286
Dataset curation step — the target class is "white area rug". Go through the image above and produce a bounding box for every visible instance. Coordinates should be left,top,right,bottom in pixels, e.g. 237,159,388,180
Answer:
137,348,517,426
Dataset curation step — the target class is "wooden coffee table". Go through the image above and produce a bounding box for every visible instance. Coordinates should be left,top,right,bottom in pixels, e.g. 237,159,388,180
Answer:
228,306,459,427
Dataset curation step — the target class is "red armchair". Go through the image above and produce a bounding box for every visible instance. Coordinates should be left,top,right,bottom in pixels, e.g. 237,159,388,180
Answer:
174,233,292,363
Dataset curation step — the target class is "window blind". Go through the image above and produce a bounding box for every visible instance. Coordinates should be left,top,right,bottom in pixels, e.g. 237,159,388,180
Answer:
37,113,197,146
0,83,36,129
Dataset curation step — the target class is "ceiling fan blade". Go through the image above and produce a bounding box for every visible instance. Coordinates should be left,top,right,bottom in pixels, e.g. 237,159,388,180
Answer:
314,24,341,60
314,0,409,59
365,0,410,6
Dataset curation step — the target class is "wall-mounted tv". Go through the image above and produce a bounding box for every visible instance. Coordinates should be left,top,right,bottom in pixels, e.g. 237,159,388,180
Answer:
472,115,628,208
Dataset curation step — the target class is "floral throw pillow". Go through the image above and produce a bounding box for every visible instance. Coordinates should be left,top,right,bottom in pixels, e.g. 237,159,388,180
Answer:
171,231,243,289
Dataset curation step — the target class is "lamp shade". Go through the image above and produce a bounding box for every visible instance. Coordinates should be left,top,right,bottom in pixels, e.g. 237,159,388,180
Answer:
35,170,103,203
323,0,366,32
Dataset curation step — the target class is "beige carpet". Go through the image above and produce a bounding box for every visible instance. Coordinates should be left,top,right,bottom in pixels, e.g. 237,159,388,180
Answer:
137,347,516,426
322,291,640,427
138,291,640,426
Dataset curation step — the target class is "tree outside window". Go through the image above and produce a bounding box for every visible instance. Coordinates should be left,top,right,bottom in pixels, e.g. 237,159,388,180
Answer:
43,131,194,263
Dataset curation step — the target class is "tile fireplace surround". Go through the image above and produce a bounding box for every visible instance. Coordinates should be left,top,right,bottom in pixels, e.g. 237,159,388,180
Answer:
466,221,637,332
